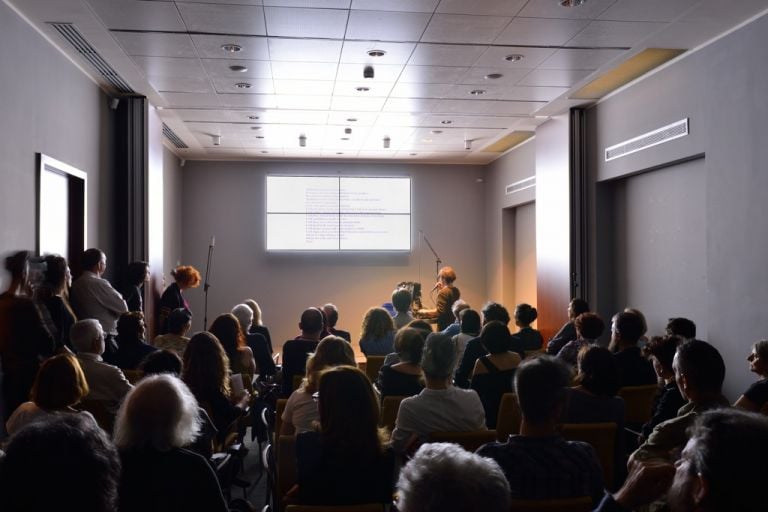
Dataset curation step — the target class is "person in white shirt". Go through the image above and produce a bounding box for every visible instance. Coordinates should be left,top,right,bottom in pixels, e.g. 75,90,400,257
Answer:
70,249,128,341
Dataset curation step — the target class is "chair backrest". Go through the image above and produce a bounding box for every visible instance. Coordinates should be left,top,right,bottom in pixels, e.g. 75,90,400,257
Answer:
77,399,116,434
262,443,276,511
285,505,385,512
122,369,143,384
275,398,288,439
618,384,659,424
427,430,497,452
277,435,297,511
496,393,521,441
379,395,407,432
559,422,616,490
524,349,544,359
509,496,592,512
365,356,386,383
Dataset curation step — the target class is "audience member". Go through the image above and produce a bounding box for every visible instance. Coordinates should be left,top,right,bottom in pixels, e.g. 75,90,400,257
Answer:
557,312,605,366
382,320,431,367
232,303,275,379
245,298,273,353
452,308,480,366
282,307,325,396
734,339,768,412
114,375,228,512
209,313,256,377
0,414,121,511
121,260,148,313
6,353,96,435
624,307,648,346
1,250,31,298
359,307,396,356
666,317,697,341
640,335,685,440
157,265,200,334
70,319,132,410
34,253,76,351
391,287,414,329
69,248,128,355
153,308,192,357
441,299,469,337
322,303,351,341
631,339,729,465
391,333,486,453
376,327,425,399
292,366,394,506
139,349,183,376
546,298,589,355
397,442,511,512
596,409,768,512
471,321,521,428
281,336,356,435
511,303,544,351
112,311,157,370
477,356,604,503
418,266,461,331
610,311,656,387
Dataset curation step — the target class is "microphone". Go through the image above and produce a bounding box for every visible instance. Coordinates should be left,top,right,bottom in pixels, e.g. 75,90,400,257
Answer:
431,282,440,292
210,235,215,247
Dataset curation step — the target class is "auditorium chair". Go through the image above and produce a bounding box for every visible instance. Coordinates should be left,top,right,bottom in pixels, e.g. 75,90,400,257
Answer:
275,398,287,439
509,496,592,512
285,505,386,512
76,399,115,433
427,430,497,452
524,349,545,359
618,384,659,425
365,356,386,383
379,395,407,432
277,435,297,512
495,393,522,441
559,422,617,490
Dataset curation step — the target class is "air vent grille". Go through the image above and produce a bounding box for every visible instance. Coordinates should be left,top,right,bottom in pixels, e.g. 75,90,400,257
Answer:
605,118,689,162
163,124,188,149
48,22,135,94
505,176,535,195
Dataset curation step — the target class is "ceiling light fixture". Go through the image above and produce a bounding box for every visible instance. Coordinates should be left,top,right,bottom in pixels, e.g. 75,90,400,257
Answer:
560,0,586,6
383,136,391,149
363,66,374,79
356,86,370,92
344,127,352,134
234,82,252,89
255,136,264,139
430,130,443,134
261,150,268,154
336,152,344,155
212,135,221,146
341,137,350,141
441,120,453,125
367,49,386,57
464,139,472,151
469,89,486,95
221,43,242,53
251,126,261,130
504,54,524,62
410,153,418,156
484,73,503,80
299,134,307,147
229,64,248,72
248,115,259,120
347,118,358,122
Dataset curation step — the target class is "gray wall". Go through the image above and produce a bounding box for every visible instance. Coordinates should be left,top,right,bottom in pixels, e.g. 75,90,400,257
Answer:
180,160,486,354
163,148,183,276
588,12,768,399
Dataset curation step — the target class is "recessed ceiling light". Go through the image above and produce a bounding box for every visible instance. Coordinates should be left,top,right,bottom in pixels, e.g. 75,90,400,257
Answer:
430,130,443,134
484,73,503,80
367,49,386,57
469,89,486,95
441,120,453,125
234,82,252,89
251,126,261,130
336,152,344,155
221,43,242,53
341,137,350,141
255,136,264,139
229,65,248,72
347,118,358,122
261,150,268,154
504,54,524,62
356,86,370,92
560,0,586,6
410,153,417,156
248,115,259,120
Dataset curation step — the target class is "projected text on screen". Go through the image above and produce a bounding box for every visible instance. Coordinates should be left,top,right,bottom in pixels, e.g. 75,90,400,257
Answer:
266,176,411,251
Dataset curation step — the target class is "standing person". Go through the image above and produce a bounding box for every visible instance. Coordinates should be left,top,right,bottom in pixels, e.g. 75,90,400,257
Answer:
418,266,461,331
157,265,200,334
121,261,149,313
69,248,128,357
245,299,272,353
359,307,396,356
35,254,77,351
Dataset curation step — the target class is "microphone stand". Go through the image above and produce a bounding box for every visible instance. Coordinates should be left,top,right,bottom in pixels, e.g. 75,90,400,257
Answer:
203,236,215,330
422,233,442,282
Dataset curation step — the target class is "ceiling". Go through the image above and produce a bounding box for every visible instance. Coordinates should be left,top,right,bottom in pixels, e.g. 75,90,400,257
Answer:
8,0,768,164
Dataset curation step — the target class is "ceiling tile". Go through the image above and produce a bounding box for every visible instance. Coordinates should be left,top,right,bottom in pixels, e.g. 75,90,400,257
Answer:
496,86,569,102
219,94,279,108
259,109,330,124
132,56,205,78
599,0,699,22
331,96,387,111
340,41,417,64
175,0,264,4
267,38,342,62
518,0,618,20
168,109,237,122
191,35,271,60
87,0,185,31
389,82,454,99
160,92,223,108
201,59,273,79
148,76,214,94
212,78,275,94
382,98,441,113
421,14,511,44
275,95,332,109
457,67,531,85
433,99,543,115
327,111,379,126
177,3,266,35
271,61,338,80
409,44,487,66
538,48,625,69
336,63,405,82
351,0,438,12
474,46,556,68
264,7,348,38
494,18,589,46
333,82,395,97
374,113,423,127
517,68,594,87
346,11,432,41
357,150,396,159
435,0,527,16
264,0,350,7
399,65,469,84
418,114,518,129
273,80,336,96
566,20,668,47
112,32,197,58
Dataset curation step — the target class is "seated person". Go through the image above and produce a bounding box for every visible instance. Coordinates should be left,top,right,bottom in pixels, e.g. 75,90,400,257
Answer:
476,356,604,503
290,366,394,506
282,336,356,435
0,414,120,511
557,312,605,367
391,287,414,329
397,442,510,512
640,335,685,440
382,321,431,367
441,299,469,337
609,311,656,387
322,303,351,342
359,307,396,356
232,303,275,379
245,299,273,353
391,333,486,453
665,317,696,341
734,339,768,412
209,313,256,377
452,308,480,367
153,308,192,357
546,298,589,355
111,311,157,370
282,308,324,397
510,303,544,351
376,328,425,399
114,374,228,512
471,321,521,428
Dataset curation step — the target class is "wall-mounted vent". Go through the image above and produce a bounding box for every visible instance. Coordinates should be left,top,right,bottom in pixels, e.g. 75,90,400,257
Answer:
505,176,535,195
163,124,188,149
605,118,689,162
48,22,135,94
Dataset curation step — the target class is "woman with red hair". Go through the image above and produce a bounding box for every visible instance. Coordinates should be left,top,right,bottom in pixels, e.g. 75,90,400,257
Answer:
158,265,200,334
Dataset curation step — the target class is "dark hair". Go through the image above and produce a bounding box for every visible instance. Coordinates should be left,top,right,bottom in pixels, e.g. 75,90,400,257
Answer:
209,313,245,364
613,311,644,344
643,335,682,374
576,346,620,397
675,340,725,395
300,307,324,334
31,354,89,410
405,319,433,335
753,340,768,361
514,304,538,326
570,298,590,317
81,248,104,270
514,356,571,424
686,409,768,512
116,311,145,344
575,313,605,340
125,261,148,287
392,288,413,313
361,307,395,340
395,328,425,365
666,317,697,339
482,302,510,325
459,309,481,335
182,331,230,398
4,250,30,278
140,349,183,376
167,308,192,334
624,308,647,335
42,254,68,292
481,321,512,354
0,414,121,511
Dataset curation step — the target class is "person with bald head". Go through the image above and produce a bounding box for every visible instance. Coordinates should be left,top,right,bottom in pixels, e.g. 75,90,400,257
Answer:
281,307,325,397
